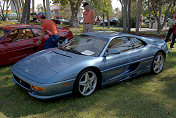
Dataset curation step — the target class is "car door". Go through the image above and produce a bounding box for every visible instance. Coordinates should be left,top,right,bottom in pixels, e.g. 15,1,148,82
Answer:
0,28,39,65
102,37,136,84
31,28,48,51
128,37,153,73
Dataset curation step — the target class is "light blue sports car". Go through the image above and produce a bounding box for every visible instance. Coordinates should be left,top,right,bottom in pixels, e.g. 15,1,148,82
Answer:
11,31,169,99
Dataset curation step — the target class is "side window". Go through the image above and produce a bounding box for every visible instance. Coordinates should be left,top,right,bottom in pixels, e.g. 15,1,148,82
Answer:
108,37,133,53
130,37,144,48
6,29,34,42
6,29,19,41
31,29,42,37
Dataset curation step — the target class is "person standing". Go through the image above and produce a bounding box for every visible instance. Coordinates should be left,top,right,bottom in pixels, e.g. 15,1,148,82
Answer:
36,15,59,49
139,16,143,30
149,15,154,29
165,12,176,49
82,2,95,33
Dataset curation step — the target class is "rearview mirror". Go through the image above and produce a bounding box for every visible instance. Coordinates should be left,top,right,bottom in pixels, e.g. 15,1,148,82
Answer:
3,38,12,43
104,49,120,57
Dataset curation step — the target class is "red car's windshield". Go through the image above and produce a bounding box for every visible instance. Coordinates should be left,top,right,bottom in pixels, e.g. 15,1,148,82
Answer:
0,28,10,39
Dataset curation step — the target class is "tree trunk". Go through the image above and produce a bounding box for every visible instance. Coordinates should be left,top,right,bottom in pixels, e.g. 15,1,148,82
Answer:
127,0,131,32
21,0,30,23
136,0,142,34
32,0,34,13
16,0,21,22
151,1,176,35
107,12,110,28
103,13,105,28
43,0,47,16
98,0,100,27
46,0,51,19
21,0,27,23
70,9,77,27
5,0,10,20
0,1,6,21
69,0,82,27
11,0,19,21
122,0,127,32
26,0,31,24
147,0,150,17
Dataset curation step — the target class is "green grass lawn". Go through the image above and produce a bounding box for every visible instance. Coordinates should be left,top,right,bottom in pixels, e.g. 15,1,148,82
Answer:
1,27,176,118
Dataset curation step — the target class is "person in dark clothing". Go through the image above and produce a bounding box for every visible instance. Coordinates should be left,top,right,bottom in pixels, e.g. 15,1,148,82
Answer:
165,12,176,49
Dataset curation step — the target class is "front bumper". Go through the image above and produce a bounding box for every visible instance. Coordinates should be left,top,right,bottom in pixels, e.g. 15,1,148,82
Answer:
11,68,75,99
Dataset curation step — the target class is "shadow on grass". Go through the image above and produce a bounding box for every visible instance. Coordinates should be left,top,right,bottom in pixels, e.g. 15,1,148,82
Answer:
0,84,102,117
102,86,176,118
0,71,174,117
159,75,176,100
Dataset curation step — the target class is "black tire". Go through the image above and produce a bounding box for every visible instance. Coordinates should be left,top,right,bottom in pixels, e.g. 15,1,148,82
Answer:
73,68,98,97
151,52,165,74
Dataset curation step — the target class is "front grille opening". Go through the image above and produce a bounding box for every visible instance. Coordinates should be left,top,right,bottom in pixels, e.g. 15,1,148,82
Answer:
13,74,31,90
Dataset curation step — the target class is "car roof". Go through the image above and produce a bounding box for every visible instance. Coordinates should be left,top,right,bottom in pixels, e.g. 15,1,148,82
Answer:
84,31,130,39
0,24,41,30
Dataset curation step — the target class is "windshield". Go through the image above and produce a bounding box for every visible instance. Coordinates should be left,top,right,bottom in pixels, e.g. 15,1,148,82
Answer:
0,28,9,39
63,35,109,57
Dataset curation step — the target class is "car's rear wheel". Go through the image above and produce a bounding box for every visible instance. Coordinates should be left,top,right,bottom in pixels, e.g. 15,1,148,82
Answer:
151,52,165,74
73,69,97,97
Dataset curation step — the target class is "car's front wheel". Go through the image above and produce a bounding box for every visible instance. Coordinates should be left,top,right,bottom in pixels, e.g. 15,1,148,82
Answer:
151,52,165,74
73,69,98,97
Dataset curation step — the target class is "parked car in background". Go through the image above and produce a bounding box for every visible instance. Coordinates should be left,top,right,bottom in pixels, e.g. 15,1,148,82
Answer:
100,18,119,26
0,24,74,66
52,19,70,25
52,19,61,24
30,13,39,23
79,19,83,24
143,17,149,23
94,20,103,25
61,19,70,25
11,31,168,99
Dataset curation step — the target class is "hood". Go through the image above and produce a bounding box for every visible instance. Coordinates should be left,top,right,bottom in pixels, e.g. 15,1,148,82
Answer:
13,49,94,83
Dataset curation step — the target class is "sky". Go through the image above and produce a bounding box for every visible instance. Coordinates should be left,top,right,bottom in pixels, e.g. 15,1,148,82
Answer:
35,0,122,11
112,0,122,10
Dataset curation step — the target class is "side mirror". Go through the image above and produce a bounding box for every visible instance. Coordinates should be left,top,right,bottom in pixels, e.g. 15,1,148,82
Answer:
3,38,12,43
104,49,120,57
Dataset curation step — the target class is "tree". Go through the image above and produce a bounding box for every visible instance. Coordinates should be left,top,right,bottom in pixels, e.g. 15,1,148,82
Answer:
53,0,82,27
36,4,44,12
32,0,35,13
0,0,11,21
26,0,31,24
21,0,31,24
127,0,131,32
11,0,25,22
92,0,112,27
136,0,142,34
120,0,127,32
114,7,121,18
43,0,47,15
151,0,176,35
46,0,51,19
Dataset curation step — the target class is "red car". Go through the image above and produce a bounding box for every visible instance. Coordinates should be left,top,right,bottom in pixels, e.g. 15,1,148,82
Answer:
0,24,74,66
